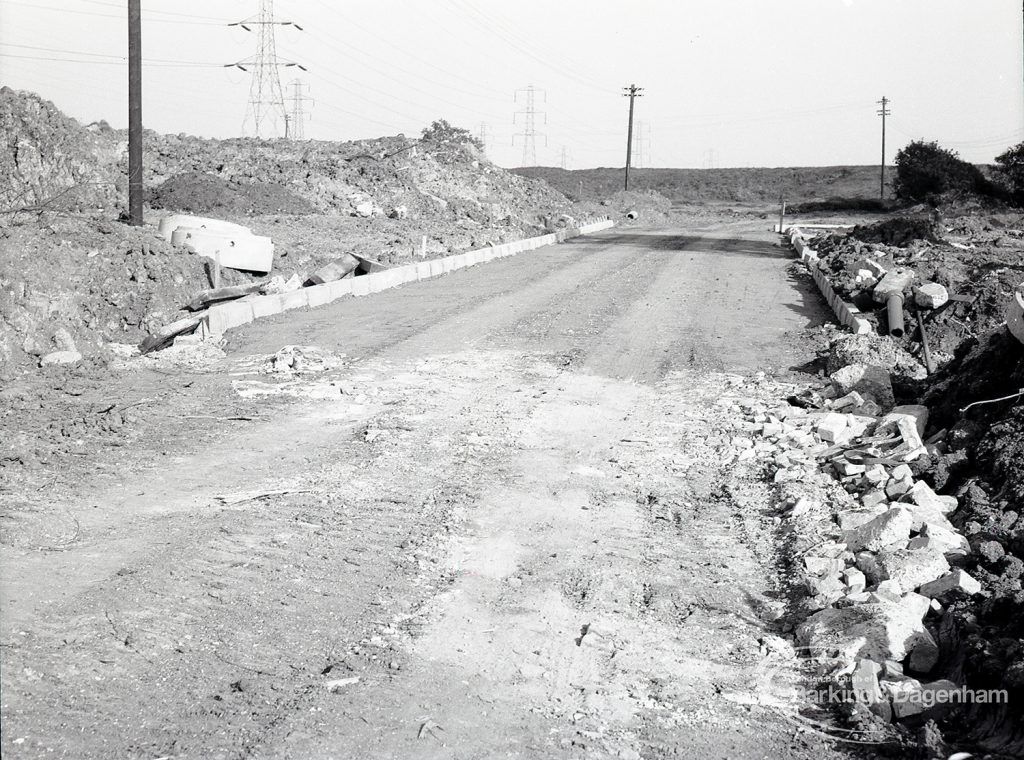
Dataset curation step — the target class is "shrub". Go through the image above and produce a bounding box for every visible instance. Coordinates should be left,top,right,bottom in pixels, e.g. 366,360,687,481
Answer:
893,140,987,202
420,119,482,160
995,142,1024,204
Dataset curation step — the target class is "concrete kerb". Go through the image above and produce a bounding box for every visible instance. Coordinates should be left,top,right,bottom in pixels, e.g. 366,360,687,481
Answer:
206,299,256,334
786,225,872,335
201,219,616,338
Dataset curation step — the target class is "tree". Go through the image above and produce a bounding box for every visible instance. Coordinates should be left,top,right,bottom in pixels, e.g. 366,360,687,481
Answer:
893,140,987,202
420,120,483,161
995,142,1024,203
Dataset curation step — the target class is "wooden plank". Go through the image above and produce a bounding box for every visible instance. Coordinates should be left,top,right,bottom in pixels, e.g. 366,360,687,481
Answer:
186,282,264,311
138,311,207,354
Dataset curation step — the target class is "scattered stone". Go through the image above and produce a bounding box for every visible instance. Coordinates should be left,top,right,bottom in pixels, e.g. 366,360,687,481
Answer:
797,601,926,663
917,569,982,603
909,523,970,560
886,475,915,499
862,490,888,508
817,413,851,444
890,464,913,481
40,350,82,366
889,404,929,435
852,658,883,702
890,679,958,722
805,555,846,576
914,282,949,309
834,459,866,477
831,391,865,410
829,364,895,409
838,506,889,531
907,628,940,673
845,507,913,553
868,547,950,593
843,567,867,594
907,481,957,515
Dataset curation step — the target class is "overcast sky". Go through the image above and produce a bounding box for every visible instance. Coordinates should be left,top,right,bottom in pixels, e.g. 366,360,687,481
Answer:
2,0,1022,169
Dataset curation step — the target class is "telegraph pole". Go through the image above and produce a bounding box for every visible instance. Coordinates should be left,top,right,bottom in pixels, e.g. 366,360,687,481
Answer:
478,122,489,153
877,96,890,200
623,83,643,190
127,0,142,226
560,145,569,169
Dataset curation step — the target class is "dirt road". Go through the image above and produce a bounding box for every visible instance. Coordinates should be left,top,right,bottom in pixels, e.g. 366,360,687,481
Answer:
2,222,862,758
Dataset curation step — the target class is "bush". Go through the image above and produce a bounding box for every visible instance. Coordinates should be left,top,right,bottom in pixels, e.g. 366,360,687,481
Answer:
893,140,988,202
420,119,482,161
995,142,1024,204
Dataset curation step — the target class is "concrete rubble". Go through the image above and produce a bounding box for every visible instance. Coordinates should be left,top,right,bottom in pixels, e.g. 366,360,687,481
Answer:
723,358,983,729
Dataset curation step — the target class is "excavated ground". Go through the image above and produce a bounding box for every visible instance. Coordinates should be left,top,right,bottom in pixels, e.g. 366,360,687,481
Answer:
0,215,888,759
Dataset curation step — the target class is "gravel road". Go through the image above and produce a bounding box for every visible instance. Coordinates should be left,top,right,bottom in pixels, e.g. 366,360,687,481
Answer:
1,220,867,759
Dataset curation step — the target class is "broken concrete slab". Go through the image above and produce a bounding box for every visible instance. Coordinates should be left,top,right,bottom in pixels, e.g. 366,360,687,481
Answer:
844,507,913,553
796,601,926,664
917,569,982,602
864,547,950,593
171,226,274,274
838,506,889,531
907,480,957,515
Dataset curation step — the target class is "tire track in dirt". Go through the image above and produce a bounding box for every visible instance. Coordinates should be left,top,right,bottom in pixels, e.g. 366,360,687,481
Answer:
2,223,846,759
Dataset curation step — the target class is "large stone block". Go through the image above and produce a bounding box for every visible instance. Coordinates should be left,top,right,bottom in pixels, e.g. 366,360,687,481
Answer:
845,507,913,553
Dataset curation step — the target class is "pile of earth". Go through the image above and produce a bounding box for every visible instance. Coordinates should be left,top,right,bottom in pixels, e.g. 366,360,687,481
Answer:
0,89,607,374
917,328,1024,756
811,213,1024,359
146,171,314,216
139,129,573,233
0,212,238,371
0,87,121,213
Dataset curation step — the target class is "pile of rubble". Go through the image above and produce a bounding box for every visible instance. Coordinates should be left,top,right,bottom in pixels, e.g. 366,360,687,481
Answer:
771,214,1024,755
729,361,983,730
810,214,1024,358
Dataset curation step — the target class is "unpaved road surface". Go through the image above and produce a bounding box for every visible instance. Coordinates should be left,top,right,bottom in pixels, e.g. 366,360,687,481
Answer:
2,222,861,758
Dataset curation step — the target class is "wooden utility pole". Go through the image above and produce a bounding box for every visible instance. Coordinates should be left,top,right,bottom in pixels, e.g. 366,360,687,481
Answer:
127,0,142,226
877,96,890,201
623,83,643,190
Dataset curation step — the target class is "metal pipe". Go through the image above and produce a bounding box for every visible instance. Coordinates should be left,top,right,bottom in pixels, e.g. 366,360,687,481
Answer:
886,292,905,338
916,308,935,374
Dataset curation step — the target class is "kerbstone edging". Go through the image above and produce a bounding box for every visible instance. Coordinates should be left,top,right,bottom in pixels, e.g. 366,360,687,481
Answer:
786,226,873,335
203,219,615,336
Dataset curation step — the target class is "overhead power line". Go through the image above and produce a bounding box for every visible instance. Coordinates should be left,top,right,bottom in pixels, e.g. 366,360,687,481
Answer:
514,85,547,167
228,0,305,138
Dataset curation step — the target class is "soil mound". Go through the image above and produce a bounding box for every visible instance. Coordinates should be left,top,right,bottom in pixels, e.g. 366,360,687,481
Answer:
147,171,314,215
850,216,940,247
0,87,119,212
